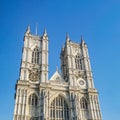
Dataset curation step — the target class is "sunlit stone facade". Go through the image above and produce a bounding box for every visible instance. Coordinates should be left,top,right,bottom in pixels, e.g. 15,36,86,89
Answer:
13,26,102,120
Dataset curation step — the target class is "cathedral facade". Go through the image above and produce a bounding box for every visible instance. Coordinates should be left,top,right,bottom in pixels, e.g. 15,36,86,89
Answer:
13,26,102,120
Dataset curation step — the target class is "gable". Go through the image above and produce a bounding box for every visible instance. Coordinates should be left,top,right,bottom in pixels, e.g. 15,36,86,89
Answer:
49,71,63,82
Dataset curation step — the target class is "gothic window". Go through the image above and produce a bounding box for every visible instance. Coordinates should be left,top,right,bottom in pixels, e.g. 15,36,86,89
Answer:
50,95,69,120
28,93,38,117
28,94,38,106
75,55,82,70
32,48,39,64
80,97,88,109
80,97,89,119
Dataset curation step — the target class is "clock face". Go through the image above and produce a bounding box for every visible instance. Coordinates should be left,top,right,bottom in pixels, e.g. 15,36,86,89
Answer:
79,80,84,85
77,79,86,88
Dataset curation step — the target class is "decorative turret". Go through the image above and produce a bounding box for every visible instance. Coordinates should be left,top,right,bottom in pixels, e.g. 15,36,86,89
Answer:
81,35,85,45
43,28,48,37
40,27,49,82
62,45,64,51
66,32,70,42
25,25,30,36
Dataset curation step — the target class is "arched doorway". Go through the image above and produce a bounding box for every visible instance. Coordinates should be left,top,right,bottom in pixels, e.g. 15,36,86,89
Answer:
50,95,69,120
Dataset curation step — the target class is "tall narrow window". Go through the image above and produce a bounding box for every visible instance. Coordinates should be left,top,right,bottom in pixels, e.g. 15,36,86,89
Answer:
28,93,38,106
50,95,69,120
32,48,39,64
75,55,82,70
80,97,88,109
80,97,89,119
28,93,38,117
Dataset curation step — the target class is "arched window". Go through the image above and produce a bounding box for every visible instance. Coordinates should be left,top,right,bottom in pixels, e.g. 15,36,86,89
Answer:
75,55,82,70
28,94,38,117
28,93,38,106
50,95,69,120
80,97,89,119
32,48,39,64
80,97,88,109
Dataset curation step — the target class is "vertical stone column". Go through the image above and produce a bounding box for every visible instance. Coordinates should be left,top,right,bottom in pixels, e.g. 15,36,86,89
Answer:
21,90,27,120
95,95,102,120
41,30,48,83
69,92,73,120
47,91,50,120
14,93,18,115
18,89,21,115
42,90,48,120
24,90,27,120
89,95,95,120
13,89,19,120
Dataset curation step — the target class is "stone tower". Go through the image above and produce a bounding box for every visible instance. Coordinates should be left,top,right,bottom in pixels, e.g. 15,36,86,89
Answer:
13,27,102,120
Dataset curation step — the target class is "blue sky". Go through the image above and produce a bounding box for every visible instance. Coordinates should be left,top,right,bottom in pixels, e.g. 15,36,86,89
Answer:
0,0,120,119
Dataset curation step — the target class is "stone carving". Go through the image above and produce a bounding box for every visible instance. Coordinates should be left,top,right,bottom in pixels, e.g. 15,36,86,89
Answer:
29,68,40,82
75,70,84,79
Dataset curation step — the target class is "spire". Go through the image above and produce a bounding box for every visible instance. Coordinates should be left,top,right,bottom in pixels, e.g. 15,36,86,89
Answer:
56,66,58,72
27,25,30,33
43,28,47,36
62,44,64,51
25,25,30,35
66,32,70,42
35,22,38,35
81,35,85,45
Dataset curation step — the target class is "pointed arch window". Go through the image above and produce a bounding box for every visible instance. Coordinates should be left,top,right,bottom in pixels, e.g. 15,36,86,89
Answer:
80,97,88,109
28,93,38,106
50,95,69,120
32,48,39,64
80,97,89,119
28,93,38,117
75,54,82,70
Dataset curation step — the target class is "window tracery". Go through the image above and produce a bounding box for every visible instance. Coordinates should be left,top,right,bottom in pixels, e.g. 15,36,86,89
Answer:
80,97,88,109
28,94,38,106
75,54,82,70
28,93,38,117
31,47,39,64
50,95,69,120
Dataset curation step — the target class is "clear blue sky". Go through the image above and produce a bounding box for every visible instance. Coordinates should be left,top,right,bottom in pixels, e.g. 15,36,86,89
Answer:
0,0,120,119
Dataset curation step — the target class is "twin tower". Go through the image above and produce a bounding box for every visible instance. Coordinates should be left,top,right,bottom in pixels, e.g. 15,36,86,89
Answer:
13,26,102,120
